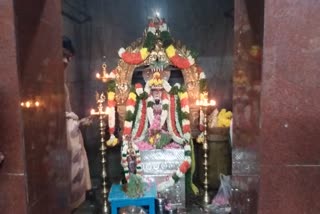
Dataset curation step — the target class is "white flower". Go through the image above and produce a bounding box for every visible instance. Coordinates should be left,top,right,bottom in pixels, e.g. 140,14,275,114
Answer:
126,105,135,113
124,121,133,128
118,47,125,57
174,83,181,89
159,23,168,32
148,27,156,34
184,145,191,151
187,55,195,65
163,80,172,92
108,107,116,129
182,119,190,126
131,101,143,138
144,84,151,94
185,157,192,164
136,88,143,95
176,170,184,178
183,133,191,141
200,71,206,79
181,105,190,113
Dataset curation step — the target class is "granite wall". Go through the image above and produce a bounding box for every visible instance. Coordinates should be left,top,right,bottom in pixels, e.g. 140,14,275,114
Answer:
258,1,320,213
0,0,28,213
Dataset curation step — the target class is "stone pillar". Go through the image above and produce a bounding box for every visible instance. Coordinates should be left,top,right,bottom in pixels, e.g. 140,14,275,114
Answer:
0,0,70,213
259,1,320,213
232,0,264,213
0,1,28,213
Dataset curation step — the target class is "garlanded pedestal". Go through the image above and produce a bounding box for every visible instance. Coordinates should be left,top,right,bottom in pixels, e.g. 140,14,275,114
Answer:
140,149,186,208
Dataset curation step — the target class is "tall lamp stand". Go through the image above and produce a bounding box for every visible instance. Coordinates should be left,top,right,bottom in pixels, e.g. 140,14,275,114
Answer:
91,93,109,214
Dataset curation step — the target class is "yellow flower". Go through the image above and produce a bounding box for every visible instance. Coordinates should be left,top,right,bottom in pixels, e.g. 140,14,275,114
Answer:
166,45,176,58
108,92,115,100
154,72,161,78
178,92,188,100
128,92,137,101
196,133,204,144
140,47,149,60
106,137,119,147
217,109,232,127
149,137,154,145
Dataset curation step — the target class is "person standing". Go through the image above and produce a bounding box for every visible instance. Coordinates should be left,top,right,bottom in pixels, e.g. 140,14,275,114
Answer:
63,36,92,210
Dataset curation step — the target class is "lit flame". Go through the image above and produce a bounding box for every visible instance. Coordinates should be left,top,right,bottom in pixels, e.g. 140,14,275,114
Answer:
26,101,31,108
90,109,95,115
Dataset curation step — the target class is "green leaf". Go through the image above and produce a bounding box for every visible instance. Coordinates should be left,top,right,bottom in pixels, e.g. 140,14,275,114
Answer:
107,80,116,92
147,101,154,108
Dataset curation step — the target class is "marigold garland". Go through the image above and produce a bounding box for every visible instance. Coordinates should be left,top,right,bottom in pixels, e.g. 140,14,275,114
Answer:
118,47,150,65
106,80,118,147
165,45,195,69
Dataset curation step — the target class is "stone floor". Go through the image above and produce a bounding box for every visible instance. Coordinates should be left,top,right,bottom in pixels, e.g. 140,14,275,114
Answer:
73,198,206,214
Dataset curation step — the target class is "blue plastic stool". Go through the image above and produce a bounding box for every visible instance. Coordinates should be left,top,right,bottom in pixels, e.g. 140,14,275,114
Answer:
108,183,157,214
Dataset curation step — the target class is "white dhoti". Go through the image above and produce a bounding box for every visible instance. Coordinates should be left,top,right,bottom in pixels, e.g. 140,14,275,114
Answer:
66,112,91,209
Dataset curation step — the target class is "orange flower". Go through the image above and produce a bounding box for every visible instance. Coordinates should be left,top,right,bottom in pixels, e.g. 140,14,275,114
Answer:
179,161,190,174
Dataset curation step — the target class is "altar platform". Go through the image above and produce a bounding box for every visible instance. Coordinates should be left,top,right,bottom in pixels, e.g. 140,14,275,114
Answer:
108,183,157,214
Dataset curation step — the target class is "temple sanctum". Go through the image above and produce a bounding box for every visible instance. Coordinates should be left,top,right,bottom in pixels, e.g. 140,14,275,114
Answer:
1,0,320,214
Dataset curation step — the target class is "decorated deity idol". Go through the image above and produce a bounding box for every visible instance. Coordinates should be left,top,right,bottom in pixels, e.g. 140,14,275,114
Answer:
106,16,208,196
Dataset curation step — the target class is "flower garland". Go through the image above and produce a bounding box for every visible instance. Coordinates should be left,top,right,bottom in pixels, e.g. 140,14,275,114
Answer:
157,84,196,191
106,80,118,147
160,92,169,128
117,18,197,69
132,99,148,141
167,94,184,144
117,18,168,65
121,83,149,182
123,91,137,135
118,47,149,65
131,84,148,141
158,143,192,191
121,142,142,181
178,90,191,141
165,45,195,69
146,95,155,126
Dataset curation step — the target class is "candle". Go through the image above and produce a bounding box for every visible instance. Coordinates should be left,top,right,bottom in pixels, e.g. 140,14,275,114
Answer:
96,73,101,79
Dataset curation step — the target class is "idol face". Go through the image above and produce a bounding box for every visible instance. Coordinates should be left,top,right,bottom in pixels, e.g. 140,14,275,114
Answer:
151,88,163,104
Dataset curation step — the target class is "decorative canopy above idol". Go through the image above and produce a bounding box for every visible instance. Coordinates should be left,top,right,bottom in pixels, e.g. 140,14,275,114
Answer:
118,16,197,70
112,16,206,106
